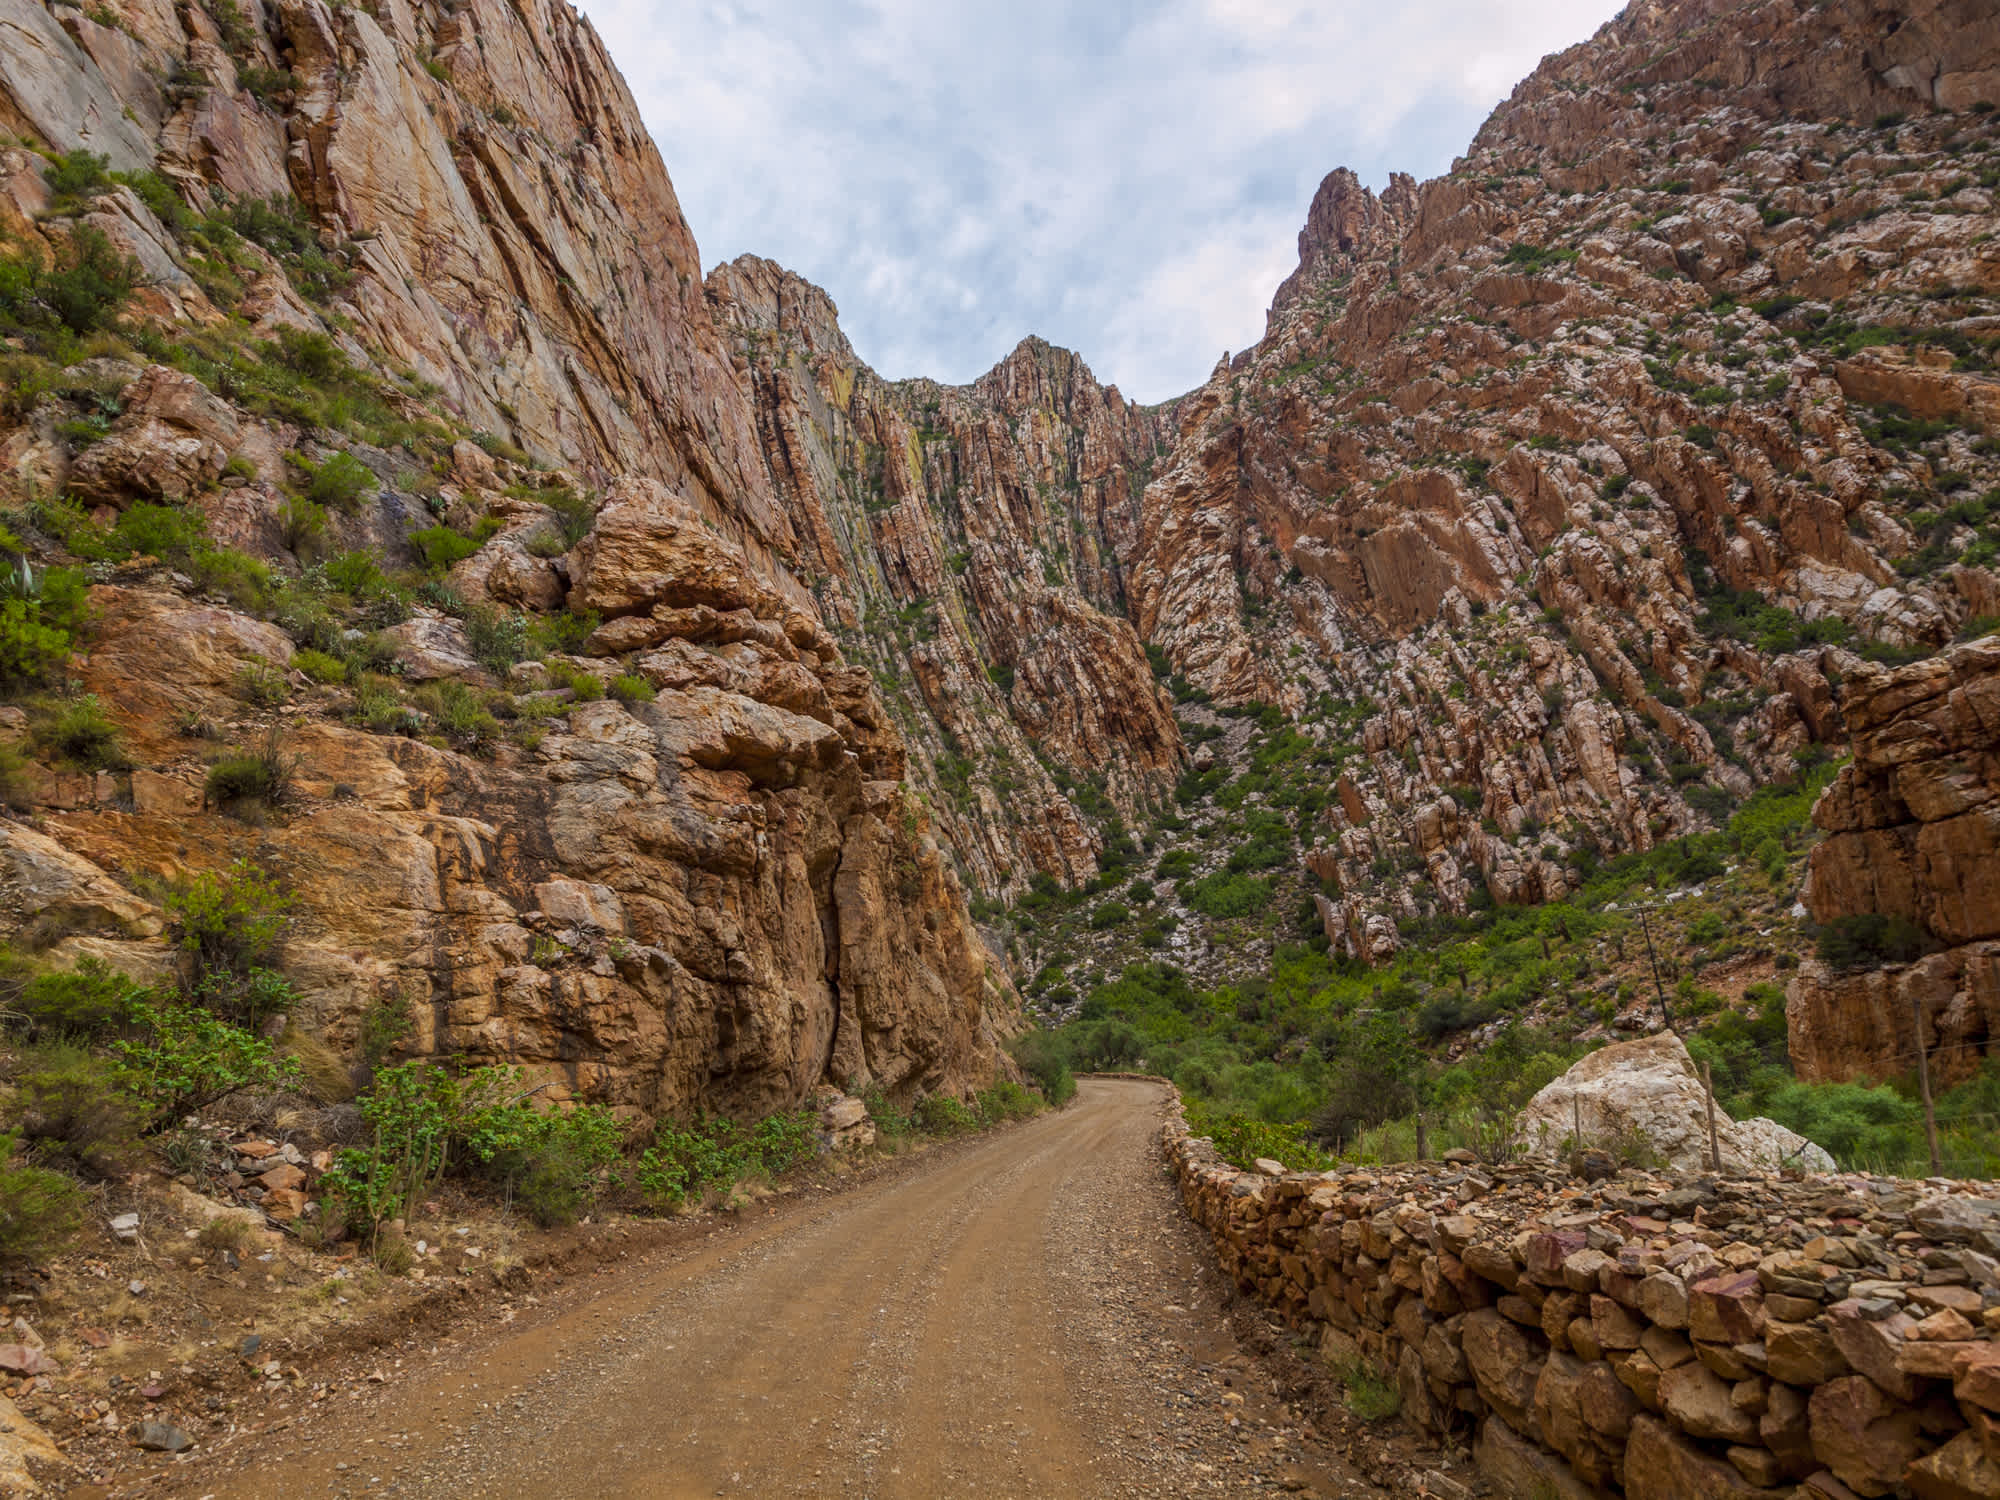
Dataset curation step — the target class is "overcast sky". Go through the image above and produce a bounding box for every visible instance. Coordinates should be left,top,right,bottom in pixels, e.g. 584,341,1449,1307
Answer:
581,0,1625,404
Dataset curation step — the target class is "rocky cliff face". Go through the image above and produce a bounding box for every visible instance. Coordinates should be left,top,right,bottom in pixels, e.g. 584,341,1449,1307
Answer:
705,256,1184,895
0,0,1016,1114
1115,0,2000,963
1788,636,2000,1085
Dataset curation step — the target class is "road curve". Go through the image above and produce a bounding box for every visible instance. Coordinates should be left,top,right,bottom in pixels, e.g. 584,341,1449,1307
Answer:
161,1079,1363,1499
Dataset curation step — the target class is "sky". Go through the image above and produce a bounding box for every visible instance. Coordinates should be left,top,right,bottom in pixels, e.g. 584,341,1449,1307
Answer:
580,0,1627,404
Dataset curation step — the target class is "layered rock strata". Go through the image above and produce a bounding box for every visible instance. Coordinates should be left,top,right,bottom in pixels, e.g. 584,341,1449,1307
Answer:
1115,0,2000,962
706,257,1184,893
1788,636,2000,1086
0,0,1016,1111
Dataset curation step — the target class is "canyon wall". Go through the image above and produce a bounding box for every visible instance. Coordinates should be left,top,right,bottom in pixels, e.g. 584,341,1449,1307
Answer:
0,0,1017,1114
1110,0,2000,962
705,256,1184,895
1788,636,2000,1086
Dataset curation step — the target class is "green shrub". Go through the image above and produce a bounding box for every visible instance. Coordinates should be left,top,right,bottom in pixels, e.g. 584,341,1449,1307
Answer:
110,999,303,1126
463,1096,622,1228
1184,1099,1333,1173
1328,1356,1402,1421
975,1080,1040,1124
0,1133,84,1265
29,695,127,769
205,736,294,813
565,669,604,701
164,858,292,990
34,226,138,337
411,679,500,746
1815,914,1928,969
409,524,481,572
1090,900,1130,930
636,1116,751,1208
8,1043,143,1177
1008,1031,1076,1106
15,956,142,1040
289,450,376,513
0,599,72,692
44,150,112,207
912,1093,978,1136
114,500,206,561
319,1061,477,1231
463,606,530,674
292,647,347,683
277,494,327,555
1184,872,1270,919
608,672,654,704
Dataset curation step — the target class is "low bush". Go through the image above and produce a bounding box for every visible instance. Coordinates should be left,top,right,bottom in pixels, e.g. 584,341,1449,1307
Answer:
608,673,654,704
204,729,296,811
0,1133,84,1265
110,998,303,1127
912,1093,978,1136
975,1080,1040,1124
1183,872,1269,920
1009,1031,1077,1106
1184,1098,1333,1173
1815,913,1929,969
164,859,292,991
8,1043,142,1177
29,695,127,769
14,957,141,1040
463,1095,622,1228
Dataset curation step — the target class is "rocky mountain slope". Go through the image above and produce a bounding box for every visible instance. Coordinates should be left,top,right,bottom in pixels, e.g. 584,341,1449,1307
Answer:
1114,0,2000,971
0,0,1017,1115
0,0,1995,1114
704,257,1184,897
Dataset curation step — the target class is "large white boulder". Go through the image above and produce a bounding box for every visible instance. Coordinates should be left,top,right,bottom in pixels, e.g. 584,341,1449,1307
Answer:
1515,1031,1835,1173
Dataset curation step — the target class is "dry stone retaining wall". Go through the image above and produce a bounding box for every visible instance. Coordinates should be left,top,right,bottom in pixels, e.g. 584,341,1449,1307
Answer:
1162,1099,2000,1499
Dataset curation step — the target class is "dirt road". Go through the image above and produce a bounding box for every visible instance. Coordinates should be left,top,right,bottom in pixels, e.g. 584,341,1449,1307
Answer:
144,1079,1371,1499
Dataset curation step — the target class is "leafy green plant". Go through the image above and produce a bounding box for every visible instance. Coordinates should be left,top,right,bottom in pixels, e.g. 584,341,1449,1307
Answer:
1328,1355,1402,1421
288,450,376,513
319,1061,486,1232
1009,1031,1076,1106
1183,872,1270,919
0,1132,84,1265
0,599,72,692
608,673,654,704
464,1094,622,1227
8,1043,143,1177
292,647,347,684
163,859,292,992
14,956,143,1040
409,524,481,572
1815,914,1928,969
912,1094,978,1136
110,999,303,1126
29,695,127,769
205,728,296,812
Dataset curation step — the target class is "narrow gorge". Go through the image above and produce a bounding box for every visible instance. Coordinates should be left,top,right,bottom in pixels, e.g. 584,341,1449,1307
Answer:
0,0,1990,1491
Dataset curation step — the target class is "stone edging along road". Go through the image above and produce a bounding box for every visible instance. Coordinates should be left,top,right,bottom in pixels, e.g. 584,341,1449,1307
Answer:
1155,1081,2000,1500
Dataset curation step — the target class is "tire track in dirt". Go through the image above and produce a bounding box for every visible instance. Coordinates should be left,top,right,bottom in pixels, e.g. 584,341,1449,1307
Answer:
150,1080,1377,1499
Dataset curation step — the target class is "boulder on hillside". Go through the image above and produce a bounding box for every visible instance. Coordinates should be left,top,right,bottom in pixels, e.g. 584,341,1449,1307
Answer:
1515,1032,1834,1173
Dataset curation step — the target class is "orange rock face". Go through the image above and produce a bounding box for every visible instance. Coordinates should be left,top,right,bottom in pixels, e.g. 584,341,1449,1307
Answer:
1788,637,2000,1084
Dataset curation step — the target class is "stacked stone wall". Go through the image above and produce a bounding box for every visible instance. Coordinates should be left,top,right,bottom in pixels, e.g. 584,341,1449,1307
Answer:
1162,1101,2000,1499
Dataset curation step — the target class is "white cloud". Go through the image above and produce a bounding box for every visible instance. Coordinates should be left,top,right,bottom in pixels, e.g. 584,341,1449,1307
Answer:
579,0,1625,402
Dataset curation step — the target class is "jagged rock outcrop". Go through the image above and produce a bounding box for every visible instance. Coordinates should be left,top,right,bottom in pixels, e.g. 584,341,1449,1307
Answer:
706,256,1184,893
1117,0,2000,961
0,0,1017,1114
1788,636,2000,1085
